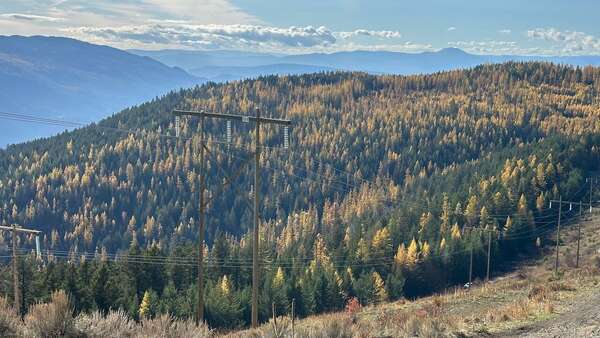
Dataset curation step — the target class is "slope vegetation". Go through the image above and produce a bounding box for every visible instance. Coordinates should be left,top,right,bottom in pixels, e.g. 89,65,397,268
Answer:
231,213,600,337
0,62,598,328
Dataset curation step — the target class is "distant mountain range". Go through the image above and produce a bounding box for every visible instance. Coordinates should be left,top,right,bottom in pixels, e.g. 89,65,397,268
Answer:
132,48,600,80
0,36,202,147
3,35,600,147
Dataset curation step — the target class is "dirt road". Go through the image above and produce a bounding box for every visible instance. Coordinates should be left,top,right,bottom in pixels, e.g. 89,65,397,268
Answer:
497,290,600,338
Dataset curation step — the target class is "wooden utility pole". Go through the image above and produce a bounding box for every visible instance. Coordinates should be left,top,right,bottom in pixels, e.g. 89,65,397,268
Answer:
468,242,473,285
252,108,261,328
577,201,582,268
465,226,497,283
291,298,295,338
461,226,475,285
589,177,595,214
11,225,19,315
197,113,206,324
0,225,42,315
555,196,562,275
549,198,592,272
486,228,492,281
173,108,291,328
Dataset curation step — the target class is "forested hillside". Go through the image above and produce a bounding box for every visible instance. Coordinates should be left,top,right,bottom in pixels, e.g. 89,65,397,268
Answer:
0,36,201,146
0,62,599,328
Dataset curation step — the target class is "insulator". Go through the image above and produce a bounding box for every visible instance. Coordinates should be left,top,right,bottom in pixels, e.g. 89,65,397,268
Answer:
283,126,289,149
175,116,180,137
35,235,41,260
226,120,232,143
569,203,572,211
549,201,552,209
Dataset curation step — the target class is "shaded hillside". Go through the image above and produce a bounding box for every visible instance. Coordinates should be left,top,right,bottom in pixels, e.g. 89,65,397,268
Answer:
0,35,202,146
133,48,600,80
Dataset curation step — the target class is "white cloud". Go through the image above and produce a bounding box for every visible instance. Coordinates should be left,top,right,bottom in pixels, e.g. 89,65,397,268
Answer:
0,0,261,34
527,27,600,54
66,24,409,52
68,24,338,51
0,13,64,22
499,29,511,34
447,27,456,31
336,29,401,39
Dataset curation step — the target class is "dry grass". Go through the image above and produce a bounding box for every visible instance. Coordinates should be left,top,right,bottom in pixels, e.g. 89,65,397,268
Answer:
0,296,22,337
24,290,77,338
137,314,212,338
75,309,135,338
0,291,212,338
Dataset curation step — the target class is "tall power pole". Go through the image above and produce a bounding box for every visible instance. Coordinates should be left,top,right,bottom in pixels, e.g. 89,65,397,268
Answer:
464,226,497,283
197,114,206,324
577,201,582,268
252,108,261,328
0,224,42,315
549,198,592,272
173,108,291,328
589,178,594,213
12,225,19,315
555,196,562,274
486,228,492,281
463,227,474,285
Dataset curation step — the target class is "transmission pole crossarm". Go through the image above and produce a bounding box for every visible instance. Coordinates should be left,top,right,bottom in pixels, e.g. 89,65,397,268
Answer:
549,199,592,206
173,109,291,126
0,225,42,234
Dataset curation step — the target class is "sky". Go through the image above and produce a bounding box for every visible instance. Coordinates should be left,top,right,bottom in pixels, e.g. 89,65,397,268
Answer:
1,0,600,55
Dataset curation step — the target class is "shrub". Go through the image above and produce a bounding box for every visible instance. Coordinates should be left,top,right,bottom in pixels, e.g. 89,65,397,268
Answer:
76,309,135,338
400,316,454,338
24,290,77,338
345,297,361,315
136,314,212,338
0,296,22,337
528,285,548,302
298,317,353,338
261,316,291,338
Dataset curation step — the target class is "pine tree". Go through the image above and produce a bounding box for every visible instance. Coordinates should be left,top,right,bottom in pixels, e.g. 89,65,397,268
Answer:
372,227,392,267
372,272,388,303
220,275,231,296
479,206,490,228
450,223,462,240
465,195,479,226
394,243,407,267
139,290,152,318
420,241,431,260
405,238,419,267
536,193,545,212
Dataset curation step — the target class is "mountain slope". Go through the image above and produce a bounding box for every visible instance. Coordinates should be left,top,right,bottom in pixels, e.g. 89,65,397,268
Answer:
0,63,599,327
188,63,335,81
230,214,600,337
133,48,600,79
1,61,598,251
0,35,203,147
